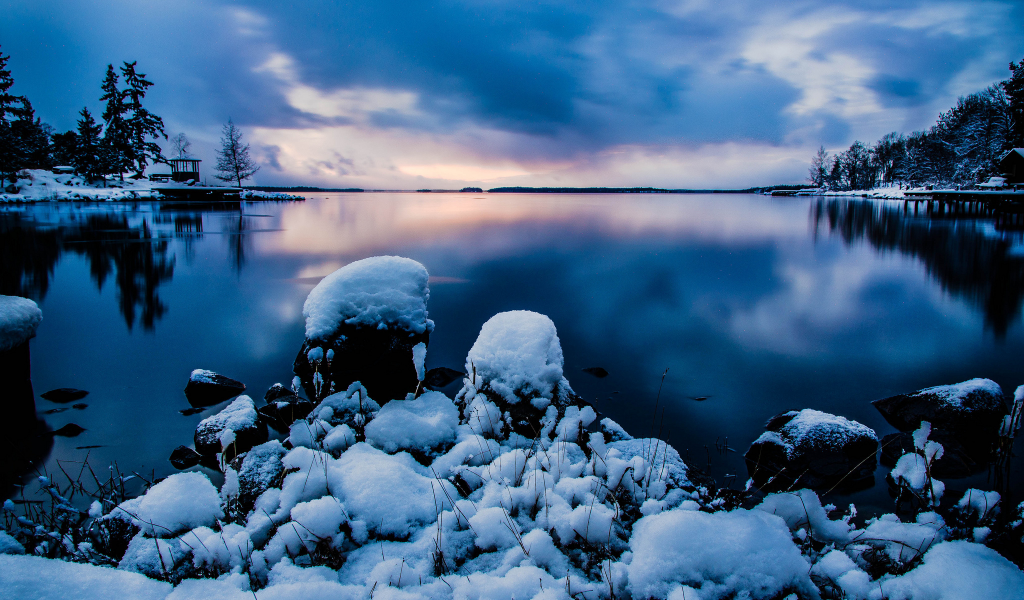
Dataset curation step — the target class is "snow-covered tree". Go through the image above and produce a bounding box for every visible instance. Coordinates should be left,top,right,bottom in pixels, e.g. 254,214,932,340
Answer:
120,61,166,176
74,107,103,182
99,64,131,180
214,119,260,187
1004,56,1024,148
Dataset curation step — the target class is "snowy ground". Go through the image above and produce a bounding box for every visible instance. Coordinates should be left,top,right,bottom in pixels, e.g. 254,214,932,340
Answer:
0,170,303,202
2,263,1022,600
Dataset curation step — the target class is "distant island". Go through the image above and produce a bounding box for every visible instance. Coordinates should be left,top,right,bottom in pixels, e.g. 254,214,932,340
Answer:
485,185,804,194
250,186,364,193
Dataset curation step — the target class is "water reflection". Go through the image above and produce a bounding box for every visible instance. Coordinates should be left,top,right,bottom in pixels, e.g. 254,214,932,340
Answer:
811,198,1024,338
0,211,175,331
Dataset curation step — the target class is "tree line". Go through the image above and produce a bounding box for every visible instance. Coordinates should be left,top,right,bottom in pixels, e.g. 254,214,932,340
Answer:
809,58,1024,190
0,44,260,188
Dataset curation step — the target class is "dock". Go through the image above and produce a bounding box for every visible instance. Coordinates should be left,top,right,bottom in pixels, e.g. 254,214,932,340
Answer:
153,185,243,210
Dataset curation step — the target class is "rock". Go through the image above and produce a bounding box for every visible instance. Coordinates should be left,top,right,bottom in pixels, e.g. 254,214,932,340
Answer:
40,388,89,403
424,367,465,390
235,441,287,515
183,369,246,407
168,445,202,470
293,256,433,404
51,423,86,437
0,295,42,353
194,396,267,459
872,378,1008,459
454,311,589,439
257,397,313,432
179,407,205,416
72,403,87,410
879,432,977,478
582,367,609,378
744,409,878,492
264,382,296,403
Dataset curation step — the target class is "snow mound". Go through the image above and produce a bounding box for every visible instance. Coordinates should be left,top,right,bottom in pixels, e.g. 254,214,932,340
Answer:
0,553,171,599
115,472,223,536
756,408,877,457
465,310,564,405
881,540,1024,599
364,391,459,454
627,507,815,599
302,256,433,341
0,295,42,352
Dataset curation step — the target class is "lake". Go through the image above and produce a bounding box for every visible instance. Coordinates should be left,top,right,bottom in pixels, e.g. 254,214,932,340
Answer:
3,192,1023,516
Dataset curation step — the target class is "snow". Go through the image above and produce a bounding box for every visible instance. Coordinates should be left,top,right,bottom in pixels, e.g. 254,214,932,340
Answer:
412,342,426,381
119,532,185,576
188,369,218,384
891,421,945,506
114,472,223,536
0,531,25,555
753,408,877,457
302,256,433,341
364,391,460,454
880,541,1024,600
958,489,1001,521
627,508,816,600
915,378,1005,410
194,396,260,451
463,311,565,405
756,489,853,544
0,295,42,352
0,554,172,599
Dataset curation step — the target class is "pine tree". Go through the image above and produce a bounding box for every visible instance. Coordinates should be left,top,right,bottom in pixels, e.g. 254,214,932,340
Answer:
214,119,260,187
1003,57,1024,148
120,61,165,176
0,45,21,186
50,130,79,166
10,97,51,169
74,107,103,182
99,64,131,180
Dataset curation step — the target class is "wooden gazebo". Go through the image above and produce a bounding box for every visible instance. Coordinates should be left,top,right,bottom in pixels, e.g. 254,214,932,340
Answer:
169,158,201,183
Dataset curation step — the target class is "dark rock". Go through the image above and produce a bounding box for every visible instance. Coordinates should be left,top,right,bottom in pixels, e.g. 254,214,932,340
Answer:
257,397,313,432
424,367,465,390
179,407,205,416
72,403,87,410
169,445,202,470
872,378,1007,459
42,408,68,414
879,432,977,478
75,445,104,450
40,388,89,403
294,324,428,405
183,369,246,407
52,423,86,437
744,409,878,492
264,383,296,403
194,396,267,460
582,367,609,378
235,441,287,515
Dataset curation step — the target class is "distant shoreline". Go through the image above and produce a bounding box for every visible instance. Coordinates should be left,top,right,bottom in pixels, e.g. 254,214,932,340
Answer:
251,185,808,194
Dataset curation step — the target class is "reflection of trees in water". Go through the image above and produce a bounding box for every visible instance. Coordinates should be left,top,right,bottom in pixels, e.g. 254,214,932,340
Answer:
811,198,1024,338
0,212,176,331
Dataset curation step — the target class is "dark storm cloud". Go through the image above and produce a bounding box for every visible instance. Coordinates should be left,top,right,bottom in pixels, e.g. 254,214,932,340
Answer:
2,0,1023,181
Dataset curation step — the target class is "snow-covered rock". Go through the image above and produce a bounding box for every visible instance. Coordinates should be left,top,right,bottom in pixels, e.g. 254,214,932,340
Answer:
194,396,267,458
114,472,223,537
880,540,1024,600
183,369,246,407
873,378,1008,458
364,391,459,456
0,295,42,352
235,441,288,515
744,408,878,491
294,256,433,403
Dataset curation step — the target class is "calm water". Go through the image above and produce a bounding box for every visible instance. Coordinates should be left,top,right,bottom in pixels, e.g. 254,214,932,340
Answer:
3,193,1023,515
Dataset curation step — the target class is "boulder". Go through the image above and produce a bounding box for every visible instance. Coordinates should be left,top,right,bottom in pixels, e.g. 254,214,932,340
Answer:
872,379,1007,459
745,409,878,492
234,441,287,515
257,397,313,432
454,311,589,439
293,256,433,404
263,382,295,403
168,445,202,470
183,369,246,407
40,388,89,403
194,396,267,459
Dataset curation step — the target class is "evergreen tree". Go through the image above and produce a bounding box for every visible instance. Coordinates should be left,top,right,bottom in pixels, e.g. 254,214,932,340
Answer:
50,130,79,166
1003,57,1024,148
99,64,131,180
0,45,21,186
10,97,52,169
120,61,165,176
74,107,103,182
214,119,260,187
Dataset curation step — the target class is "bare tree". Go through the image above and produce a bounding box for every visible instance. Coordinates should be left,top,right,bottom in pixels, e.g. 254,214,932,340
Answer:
169,132,191,158
214,118,259,187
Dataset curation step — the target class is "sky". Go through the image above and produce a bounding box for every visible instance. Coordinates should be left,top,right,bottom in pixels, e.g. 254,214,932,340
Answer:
3,0,1023,189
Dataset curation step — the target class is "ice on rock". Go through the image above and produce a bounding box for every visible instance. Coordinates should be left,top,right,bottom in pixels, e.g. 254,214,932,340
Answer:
118,531,186,576
115,472,223,536
627,508,815,600
464,311,565,405
412,342,426,381
303,256,433,341
0,295,42,351
365,391,459,454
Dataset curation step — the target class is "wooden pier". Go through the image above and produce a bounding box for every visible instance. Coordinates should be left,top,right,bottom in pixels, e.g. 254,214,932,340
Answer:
153,186,243,210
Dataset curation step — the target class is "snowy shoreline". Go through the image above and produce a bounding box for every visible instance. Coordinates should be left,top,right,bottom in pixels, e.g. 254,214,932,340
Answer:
0,169,304,203
1,258,1023,600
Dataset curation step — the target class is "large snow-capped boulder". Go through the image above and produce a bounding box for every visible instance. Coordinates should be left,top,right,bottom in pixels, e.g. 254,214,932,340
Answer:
873,379,1007,459
194,396,268,459
455,311,586,438
0,295,41,353
744,409,878,492
293,256,433,404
